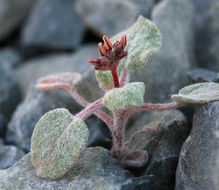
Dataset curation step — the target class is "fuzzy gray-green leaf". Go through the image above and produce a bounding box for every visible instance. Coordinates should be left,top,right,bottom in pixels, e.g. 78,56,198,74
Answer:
171,82,219,103
95,70,114,91
31,108,88,179
103,82,145,111
111,15,161,72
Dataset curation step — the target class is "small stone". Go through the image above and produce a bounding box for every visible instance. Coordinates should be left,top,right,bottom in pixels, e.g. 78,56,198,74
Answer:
187,68,218,82
0,144,25,169
193,0,219,71
0,0,34,40
21,0,85,50
0,114,6,136
175,102,219,190
75,0,155,36
0,64,21,122
0,48,21,68
217,73,219,82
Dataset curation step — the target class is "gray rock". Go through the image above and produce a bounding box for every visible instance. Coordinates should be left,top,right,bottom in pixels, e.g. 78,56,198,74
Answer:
76,69,103,102
0,0,34,40
86,116,112,149
75,0,155,36
208,0,219,71
0,64,21,121
192,0,211,69
21,0,85,50
76,0,195,103
0,114,6,136
217,73,219,82
0,144,25,169
175,102,219,190
0,48,21,68
6,85,81,152
0,147,132,190
192,0,219,71
15,44,98,96
187,68,219,83
125,109,189,189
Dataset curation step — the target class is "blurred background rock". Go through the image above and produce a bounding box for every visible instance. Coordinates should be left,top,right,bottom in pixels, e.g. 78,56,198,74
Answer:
0,0,218,189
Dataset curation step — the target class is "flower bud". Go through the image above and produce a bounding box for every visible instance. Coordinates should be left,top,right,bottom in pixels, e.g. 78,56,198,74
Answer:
103,35,113,50
98,42,107,56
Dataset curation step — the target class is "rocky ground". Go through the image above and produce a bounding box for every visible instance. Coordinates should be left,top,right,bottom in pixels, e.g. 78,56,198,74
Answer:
0,0,218,189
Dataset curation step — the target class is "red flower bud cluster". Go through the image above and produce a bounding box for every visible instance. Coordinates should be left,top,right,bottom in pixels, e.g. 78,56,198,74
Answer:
88,35,128,71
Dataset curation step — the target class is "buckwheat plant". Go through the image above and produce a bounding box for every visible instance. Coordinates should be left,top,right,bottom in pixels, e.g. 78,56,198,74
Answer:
31,16,219,180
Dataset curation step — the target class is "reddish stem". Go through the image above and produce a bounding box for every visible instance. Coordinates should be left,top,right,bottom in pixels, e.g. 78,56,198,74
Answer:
128,102,185,113
110,110,128,159
67,90,113,127
111,69,119,88
122,102,185,120
75,99,103,120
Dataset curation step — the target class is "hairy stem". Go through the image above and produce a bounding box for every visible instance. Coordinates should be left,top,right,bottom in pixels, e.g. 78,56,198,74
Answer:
67,90,113,127
111,110,127,159
124,102,185,117
111,69,119,88
75,99,103,120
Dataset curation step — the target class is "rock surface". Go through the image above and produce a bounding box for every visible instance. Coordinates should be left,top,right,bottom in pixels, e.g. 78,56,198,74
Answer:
86,116,112,149
0,64,21,122
208,0,219,71
0,147,133,190
0,114,6,136
175,102,219,190
125,109,189,189
0,143,25,169
5,85,81,152
0,0,34,40
15,44,98,96
193,0,219,71
75,0,155,36
21,0,85,50
0,48,21,68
